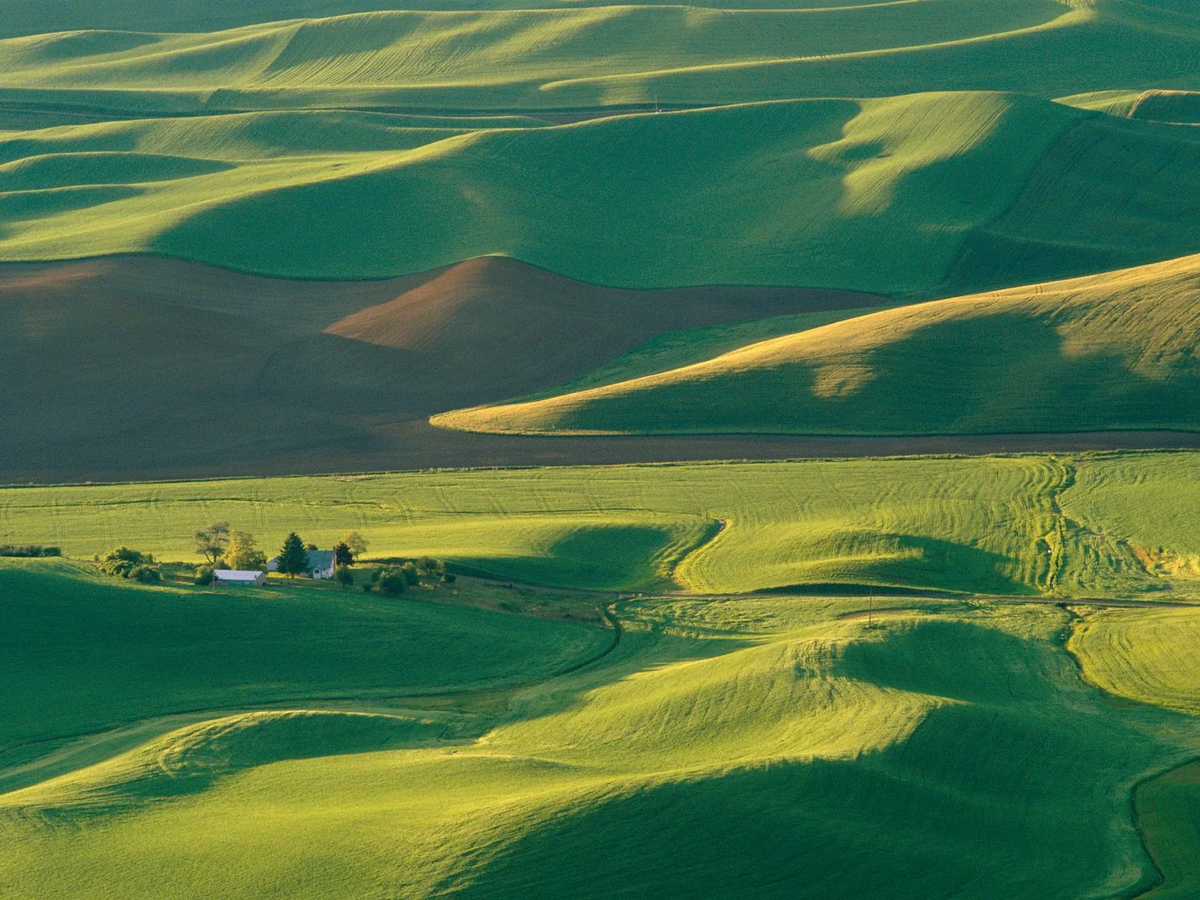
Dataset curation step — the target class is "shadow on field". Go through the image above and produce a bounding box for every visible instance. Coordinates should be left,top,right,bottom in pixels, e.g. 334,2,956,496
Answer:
439,620,1183,900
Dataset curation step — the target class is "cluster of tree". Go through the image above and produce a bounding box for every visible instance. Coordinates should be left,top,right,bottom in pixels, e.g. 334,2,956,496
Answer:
334,533,368,568
0,544,61,557
95,547,160,583
192,523,372,581
193,523,268,571
355,557,454,596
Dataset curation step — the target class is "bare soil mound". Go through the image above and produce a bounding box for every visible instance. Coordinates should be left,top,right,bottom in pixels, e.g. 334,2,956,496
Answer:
0,255,885,481
325,255,877,402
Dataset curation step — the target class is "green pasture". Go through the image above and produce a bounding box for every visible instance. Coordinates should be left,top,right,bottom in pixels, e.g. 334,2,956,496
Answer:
3,451,1200,598
2,571,1198,899
437,252,1200,436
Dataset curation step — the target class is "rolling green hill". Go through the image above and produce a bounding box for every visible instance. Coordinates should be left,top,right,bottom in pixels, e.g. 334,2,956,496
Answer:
0,1,1196,114
0,560,610,762
3,93,1200,293
2,564,1197,899
6,2,1200,897
434,253,1200,436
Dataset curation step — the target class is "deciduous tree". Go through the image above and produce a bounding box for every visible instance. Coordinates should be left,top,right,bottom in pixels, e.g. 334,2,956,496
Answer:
342,531,369,562
226,530,267,570
193,522,231,566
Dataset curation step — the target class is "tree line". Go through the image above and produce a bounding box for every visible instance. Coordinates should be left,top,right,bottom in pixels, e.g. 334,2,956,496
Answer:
92,523,453,595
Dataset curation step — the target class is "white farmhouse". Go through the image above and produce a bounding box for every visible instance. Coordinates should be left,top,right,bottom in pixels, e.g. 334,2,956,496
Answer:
266,549,337,579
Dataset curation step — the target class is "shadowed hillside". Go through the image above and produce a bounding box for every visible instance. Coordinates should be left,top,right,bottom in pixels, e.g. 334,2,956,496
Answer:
0,256,873,480
433,253,1200,437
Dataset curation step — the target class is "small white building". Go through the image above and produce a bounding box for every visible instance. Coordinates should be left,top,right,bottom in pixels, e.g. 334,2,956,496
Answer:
214,569,267,586
266,549,337,580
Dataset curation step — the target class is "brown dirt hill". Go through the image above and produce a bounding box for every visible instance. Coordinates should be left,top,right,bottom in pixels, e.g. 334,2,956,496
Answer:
0,254,882,481
325,256,878,402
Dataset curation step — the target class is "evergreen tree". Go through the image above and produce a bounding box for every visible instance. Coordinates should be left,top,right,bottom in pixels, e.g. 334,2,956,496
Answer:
277,532,309,578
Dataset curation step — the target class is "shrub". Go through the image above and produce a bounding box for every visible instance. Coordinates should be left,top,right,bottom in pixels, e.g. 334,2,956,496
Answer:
416,556,445,577
334,564,354,589
376,567,407,597
0,544,61,558
96,547,154,578
130,565,161,584
195,566,215,585
440,572,457,584
400,561,419,585
361,567,381,593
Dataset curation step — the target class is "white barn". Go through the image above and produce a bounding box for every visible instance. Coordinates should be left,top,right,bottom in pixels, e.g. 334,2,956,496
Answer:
214,569,267,586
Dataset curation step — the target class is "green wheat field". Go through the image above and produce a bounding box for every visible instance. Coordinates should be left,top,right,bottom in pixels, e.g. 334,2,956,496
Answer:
3,1,1200,897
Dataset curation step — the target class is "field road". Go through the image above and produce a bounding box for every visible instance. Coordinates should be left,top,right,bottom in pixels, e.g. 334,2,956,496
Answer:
12,419,1200,484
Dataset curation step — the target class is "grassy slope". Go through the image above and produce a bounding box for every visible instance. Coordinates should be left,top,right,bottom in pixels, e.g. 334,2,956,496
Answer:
0,2,1078,111
1,93,1085,292
522,304,895,399
434,252,1200,436
1137,759,1200,900
1069,603,1200,899
0,0,1068,40
0,453,1187,597
0,1,1195,112
3,93,1199,293
0,559,611,754
1072,607,1200,715
550,0,1200,109
1061,451,1200,588
1,588,1197,899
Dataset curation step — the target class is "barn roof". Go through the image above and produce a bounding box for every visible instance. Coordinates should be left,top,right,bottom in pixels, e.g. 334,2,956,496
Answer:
214,569,264,581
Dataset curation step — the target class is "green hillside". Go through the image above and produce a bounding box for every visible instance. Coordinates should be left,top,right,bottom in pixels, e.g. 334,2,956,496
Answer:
0,1,1196,113
0,560,610,761
3,94,1200,293
6,2,1200,897
6,451,1200,598
2,562,1198,899
434,253,1200,436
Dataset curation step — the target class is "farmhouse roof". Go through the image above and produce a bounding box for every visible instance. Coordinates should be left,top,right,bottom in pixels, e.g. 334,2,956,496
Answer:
267,550,336,572
306,550,336,570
